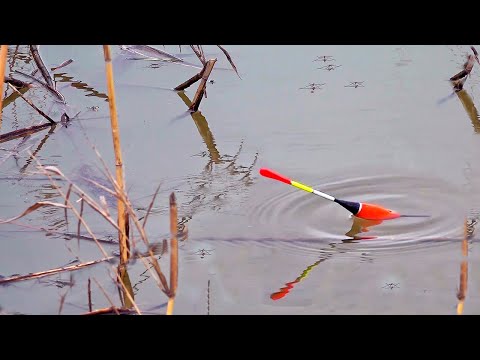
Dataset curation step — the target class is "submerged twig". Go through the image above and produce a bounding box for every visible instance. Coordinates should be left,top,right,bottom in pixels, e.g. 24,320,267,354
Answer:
190,59,217,112
6,83,56,124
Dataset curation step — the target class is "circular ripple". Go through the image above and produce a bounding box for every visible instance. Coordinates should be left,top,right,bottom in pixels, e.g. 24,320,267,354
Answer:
248,172,471,254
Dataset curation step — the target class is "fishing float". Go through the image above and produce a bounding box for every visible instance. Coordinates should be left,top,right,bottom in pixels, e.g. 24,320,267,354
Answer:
259,167,401,221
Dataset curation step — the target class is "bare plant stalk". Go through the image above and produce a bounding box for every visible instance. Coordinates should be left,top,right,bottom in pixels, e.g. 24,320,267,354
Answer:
0,45,8,124
5,77,32,89
457,218,469,315
216,45,241,79
166,192,178,315
64,184,72,226
190,45,206,65
103,45,129,264
30,45,55,89
0,122,53,144
77,198,84,248
174,66,206,91
7,83,56,124
88,278,93,312
0,256,114,285
83,306,135,315
190,59,217,112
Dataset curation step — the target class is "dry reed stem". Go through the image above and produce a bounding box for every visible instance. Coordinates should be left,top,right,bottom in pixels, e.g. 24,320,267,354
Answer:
82,142,170,294
88,278,93,312
190,45,206,66
216,45,241,79
166,192,178,315
103,45,129,264
7,83,56,124
190,59,217,112
5,77,32,89
0,122,54,144
30,45,55,89
457,218,469,315
83,306,136,315
0,45,8,123
169,192,178,297
92,277,120,315
0,256,113,285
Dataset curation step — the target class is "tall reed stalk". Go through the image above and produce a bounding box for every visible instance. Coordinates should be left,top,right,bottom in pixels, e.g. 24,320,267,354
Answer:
0,45,9,123
103,45,129,264
166,192,178,315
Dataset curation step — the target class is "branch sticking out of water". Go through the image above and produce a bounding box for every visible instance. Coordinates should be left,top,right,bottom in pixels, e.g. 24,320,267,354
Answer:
30,45,55,90
6,83,56,124
189,59,217,112
51,59,74,72
174,66,206,91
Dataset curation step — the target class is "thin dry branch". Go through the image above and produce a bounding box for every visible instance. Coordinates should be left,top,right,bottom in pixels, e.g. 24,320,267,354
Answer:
190,45,206,66
7,83,56,124
30,45,55,89
217,45,241,79
51,59,74,72
88,278,93,312
0,122,54,144
0,256,113,285
83,306,136,315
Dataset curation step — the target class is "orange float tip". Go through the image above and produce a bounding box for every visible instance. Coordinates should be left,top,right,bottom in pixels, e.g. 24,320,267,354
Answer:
356,202,401,221
335,199,400,220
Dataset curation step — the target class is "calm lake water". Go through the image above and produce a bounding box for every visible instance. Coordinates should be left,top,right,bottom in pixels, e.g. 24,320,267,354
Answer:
1,45,480,314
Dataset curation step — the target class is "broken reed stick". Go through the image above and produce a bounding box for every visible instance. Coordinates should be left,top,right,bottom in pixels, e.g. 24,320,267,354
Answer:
88,278,93,312
103,45,129,264
166,192,178,315
6,83,56,124
0,122,54,144
5,77,32,89
0,256,113,285
174,66,206,91
83,306,135,315
0,45,8,123
457,218,469,315
30,45,55,90
189,59,217,112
